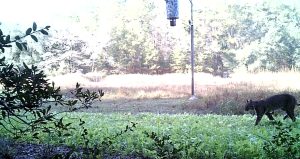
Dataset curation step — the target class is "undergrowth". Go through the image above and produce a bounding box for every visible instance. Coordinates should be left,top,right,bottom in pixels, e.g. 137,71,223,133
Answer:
2,113,299,158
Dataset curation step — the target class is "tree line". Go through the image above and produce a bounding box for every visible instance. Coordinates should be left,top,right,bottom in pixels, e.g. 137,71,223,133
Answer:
1,0,300,76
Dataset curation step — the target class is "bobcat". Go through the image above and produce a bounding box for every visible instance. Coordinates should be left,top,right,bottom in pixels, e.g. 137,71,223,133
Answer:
245,93,298,125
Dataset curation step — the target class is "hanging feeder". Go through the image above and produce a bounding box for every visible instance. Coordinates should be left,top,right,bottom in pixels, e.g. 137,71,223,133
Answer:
165,0,179,26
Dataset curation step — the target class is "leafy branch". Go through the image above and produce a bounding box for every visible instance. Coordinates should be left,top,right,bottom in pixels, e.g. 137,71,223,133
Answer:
0,22,50,52
66,82,104,110
0,22,104,140
262,121,300,158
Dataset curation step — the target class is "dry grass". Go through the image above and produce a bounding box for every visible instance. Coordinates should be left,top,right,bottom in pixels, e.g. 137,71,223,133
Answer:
49,71,300,98
49,71,300,114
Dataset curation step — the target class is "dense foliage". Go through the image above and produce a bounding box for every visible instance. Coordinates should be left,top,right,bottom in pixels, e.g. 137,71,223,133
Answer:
1,0,300,76
0,23,104,147
1,113,299,158
0,23,62,138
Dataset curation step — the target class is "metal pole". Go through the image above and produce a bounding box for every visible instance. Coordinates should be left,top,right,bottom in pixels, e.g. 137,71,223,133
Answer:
189,0,197,100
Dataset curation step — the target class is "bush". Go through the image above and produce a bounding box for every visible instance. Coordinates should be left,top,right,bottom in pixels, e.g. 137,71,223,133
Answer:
263,121,300,159
0,23,104,154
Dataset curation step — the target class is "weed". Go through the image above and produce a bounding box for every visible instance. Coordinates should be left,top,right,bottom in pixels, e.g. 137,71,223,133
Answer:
144,131,181,159
263,121,300,159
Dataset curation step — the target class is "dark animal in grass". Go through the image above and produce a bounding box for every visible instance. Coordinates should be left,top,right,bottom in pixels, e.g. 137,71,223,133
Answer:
245,93,299,125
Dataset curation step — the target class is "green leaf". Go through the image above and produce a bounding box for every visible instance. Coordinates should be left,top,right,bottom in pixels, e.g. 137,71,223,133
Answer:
31,35,38,42
36,111,41,118
1,111,6,118
0,35,6,43
23,62,29,70
26,28,32,35
22,42,28,50
0,29,2,36
15,36,20,40
33,22,37,31
45,26,51,30
63,133,72,137
5,35,10,43
40,29,48,35
33,132,39,139
16,42,23,51
72,100,78,105
46,106,51,113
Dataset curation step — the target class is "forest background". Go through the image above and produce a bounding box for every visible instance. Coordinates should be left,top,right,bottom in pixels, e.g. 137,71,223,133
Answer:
1,0,300,77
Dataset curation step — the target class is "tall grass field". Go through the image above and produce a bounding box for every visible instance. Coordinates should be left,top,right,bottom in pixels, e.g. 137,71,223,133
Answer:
50,71,300,115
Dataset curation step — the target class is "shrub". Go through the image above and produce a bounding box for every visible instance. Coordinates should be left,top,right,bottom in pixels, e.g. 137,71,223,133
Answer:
0,23,104,158
263,121,300,159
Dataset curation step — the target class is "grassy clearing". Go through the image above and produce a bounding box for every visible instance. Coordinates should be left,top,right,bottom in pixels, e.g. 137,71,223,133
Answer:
50,71,300,98
50,71,300,115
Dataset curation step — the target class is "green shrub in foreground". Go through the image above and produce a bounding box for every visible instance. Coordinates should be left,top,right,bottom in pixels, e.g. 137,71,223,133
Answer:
2,113,298,158
263,121,300,159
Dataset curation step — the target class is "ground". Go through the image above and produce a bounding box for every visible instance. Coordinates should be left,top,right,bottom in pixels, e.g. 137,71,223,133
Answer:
1,138,145,159
54,98,216,115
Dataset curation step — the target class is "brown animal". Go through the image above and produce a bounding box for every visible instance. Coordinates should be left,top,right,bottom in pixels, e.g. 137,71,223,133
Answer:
245,93,298,125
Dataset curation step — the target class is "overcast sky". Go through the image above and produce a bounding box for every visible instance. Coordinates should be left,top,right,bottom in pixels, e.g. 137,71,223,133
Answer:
1,0,87,24
1,0,299,31
0,0,268,24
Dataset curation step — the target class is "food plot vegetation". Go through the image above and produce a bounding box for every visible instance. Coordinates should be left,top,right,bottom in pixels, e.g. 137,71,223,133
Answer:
3,113,299,158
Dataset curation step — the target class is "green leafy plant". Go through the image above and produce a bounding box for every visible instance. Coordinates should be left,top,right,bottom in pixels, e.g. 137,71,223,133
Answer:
67,82,104,110
0,22,50,52
0,22,104,138
0,23,69,139
77,120,137,158
98,122,137,156
263,121,300,159
0,22,108,159
0,55,79,139
144,131,181,159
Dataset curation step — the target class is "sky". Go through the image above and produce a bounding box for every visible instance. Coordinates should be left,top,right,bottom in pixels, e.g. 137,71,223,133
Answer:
1,0,299,36
1,0,299,24
0,0,87,25
0,0,264,24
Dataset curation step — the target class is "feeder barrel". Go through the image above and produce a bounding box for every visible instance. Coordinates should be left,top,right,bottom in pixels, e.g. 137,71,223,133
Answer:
166,0,179,20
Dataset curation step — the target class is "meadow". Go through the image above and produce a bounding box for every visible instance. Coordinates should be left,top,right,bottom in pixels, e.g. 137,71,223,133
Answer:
50,71,300,115
1,71,300,158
